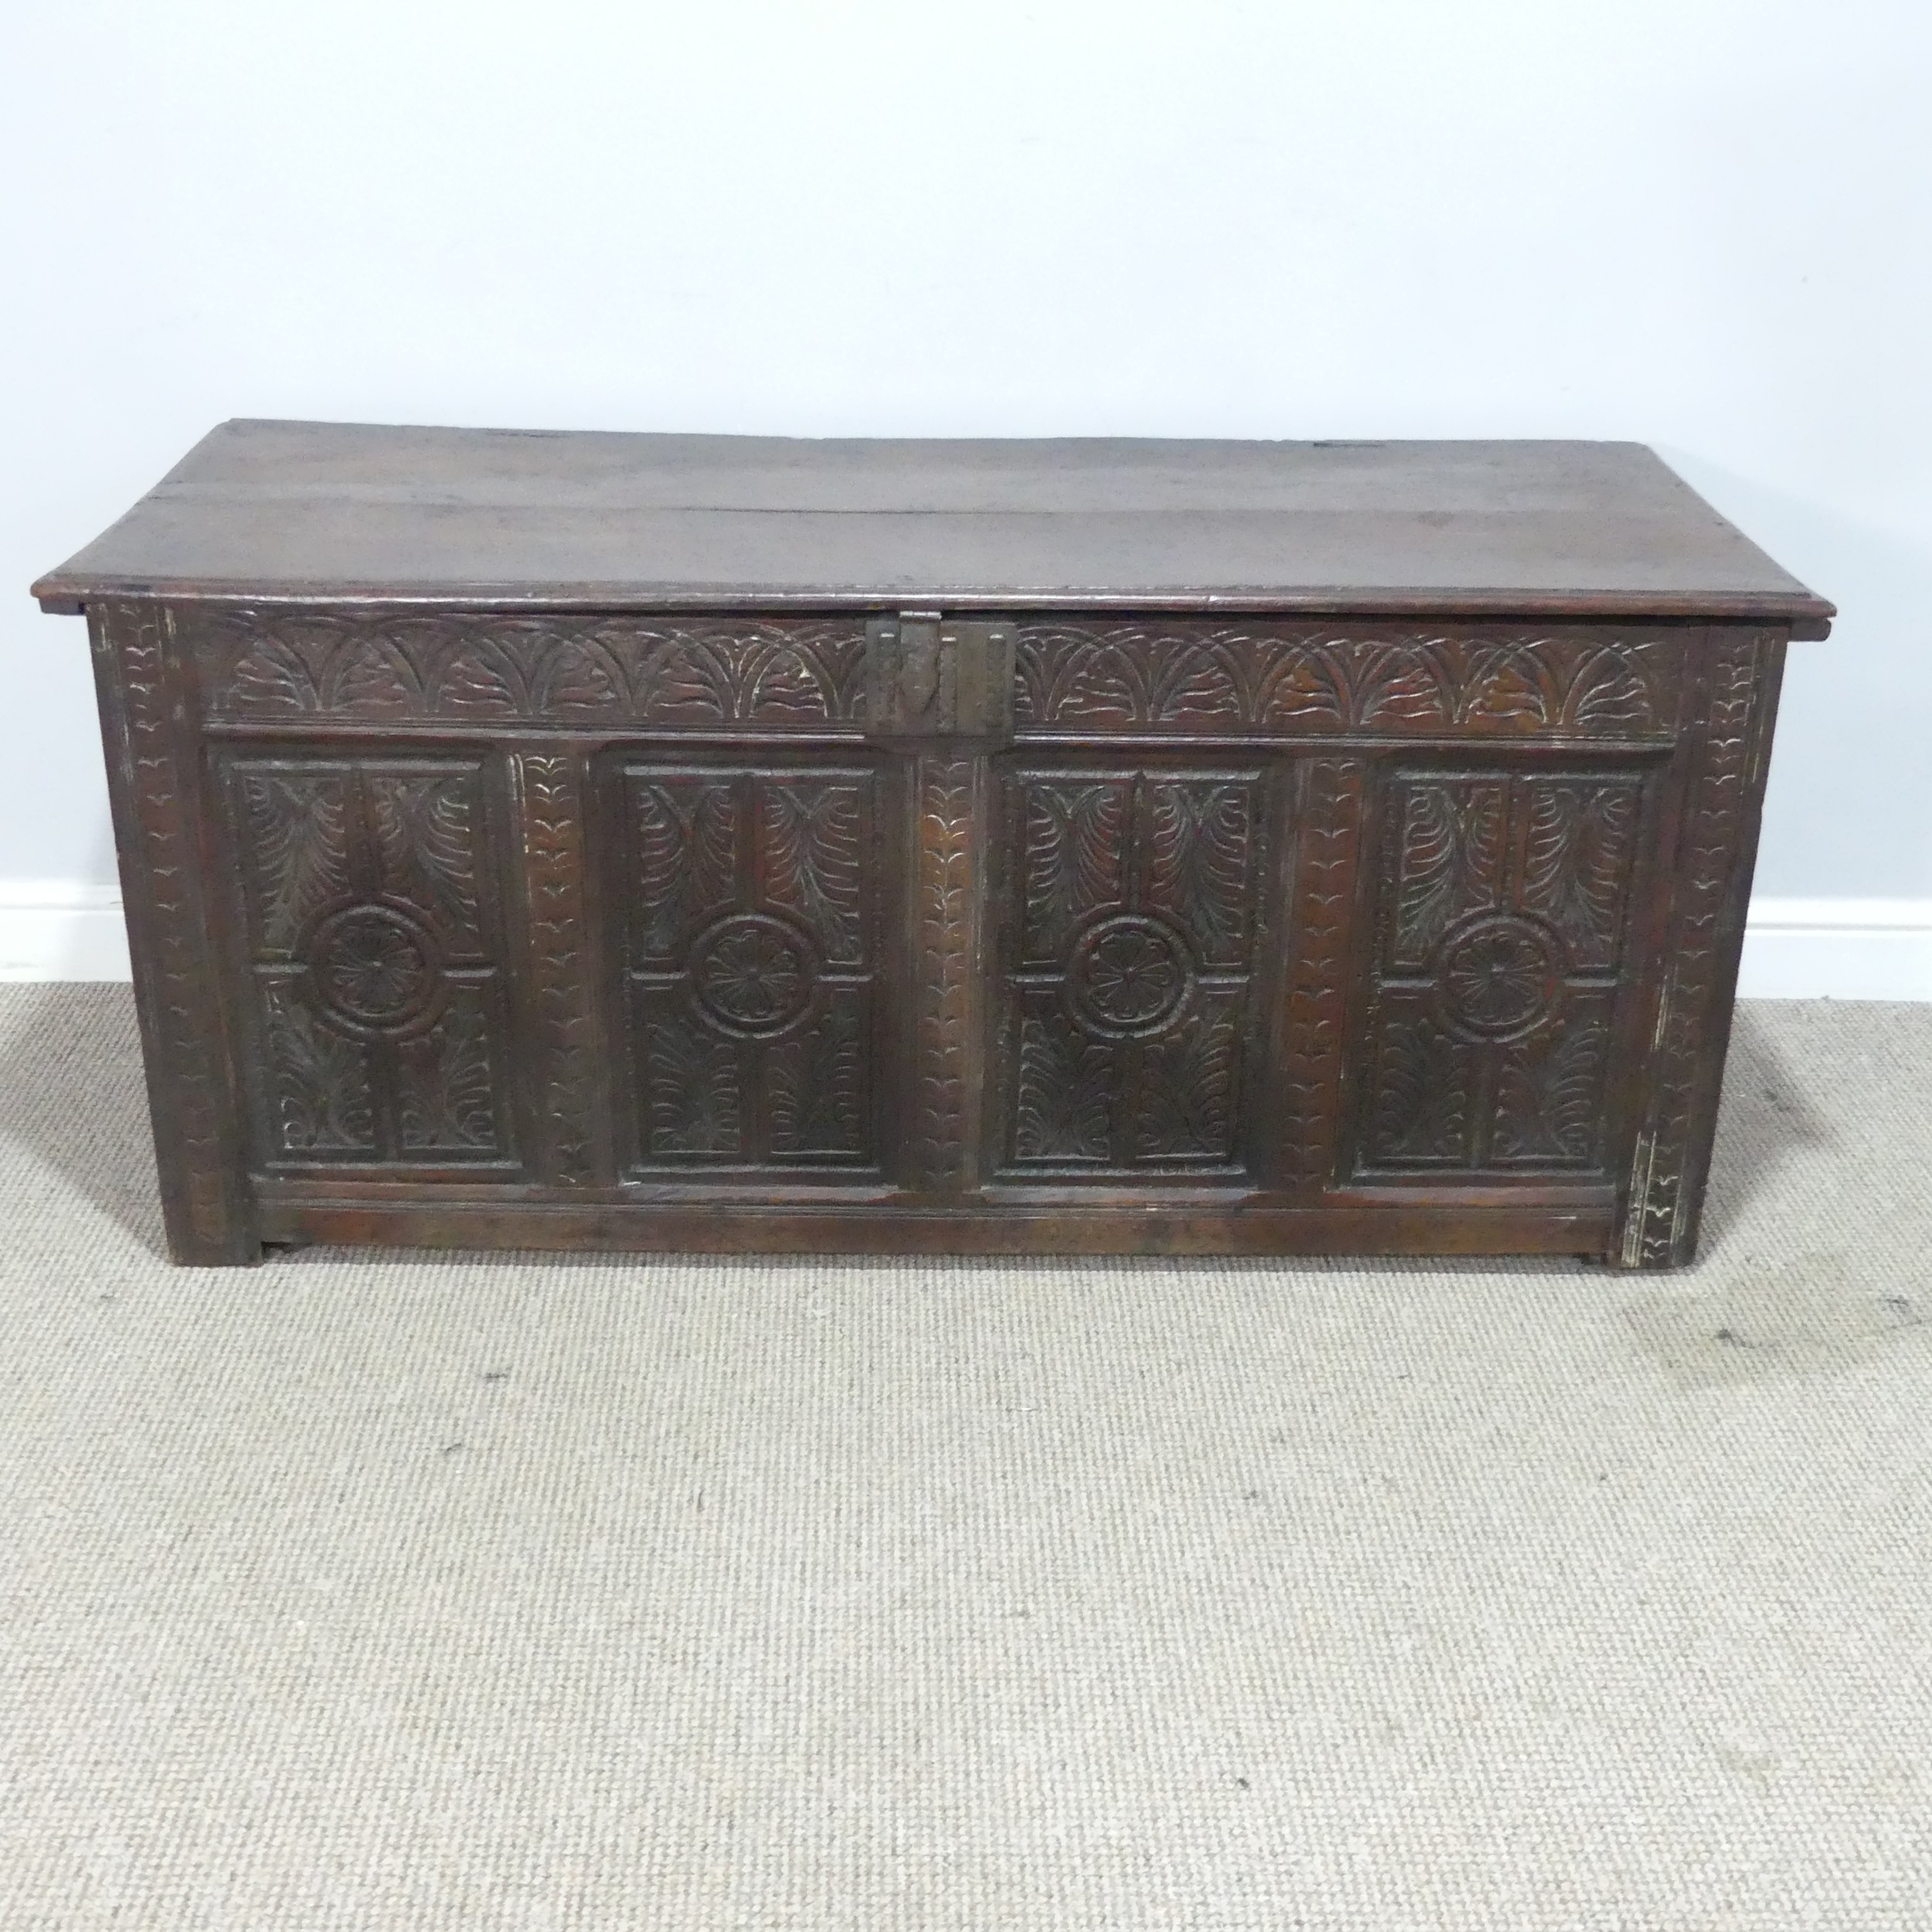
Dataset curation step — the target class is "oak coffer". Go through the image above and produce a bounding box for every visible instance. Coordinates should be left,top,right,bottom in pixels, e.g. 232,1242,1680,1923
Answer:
32,423,1832,1267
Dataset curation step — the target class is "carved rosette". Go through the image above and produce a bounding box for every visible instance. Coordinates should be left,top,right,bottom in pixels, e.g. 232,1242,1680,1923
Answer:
310,906,438,1029
691,914,815,1033
1437,916,1561,1036
1068,915,1192,1037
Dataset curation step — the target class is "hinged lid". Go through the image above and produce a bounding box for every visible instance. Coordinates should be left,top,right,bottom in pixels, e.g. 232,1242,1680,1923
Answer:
32,420,1833,637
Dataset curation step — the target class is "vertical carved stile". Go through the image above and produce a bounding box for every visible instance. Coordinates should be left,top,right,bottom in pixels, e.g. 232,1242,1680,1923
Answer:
92,603,256,1262
1278,757,1367,1189
909,756,979,1192
1619,631,1779,1267
515,750,600,1184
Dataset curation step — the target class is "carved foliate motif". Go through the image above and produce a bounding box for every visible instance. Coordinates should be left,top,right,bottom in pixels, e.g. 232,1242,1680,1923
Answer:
909,759,978,1191
207,611,870,728
1493,989,1618,1165
517,753,600,1184
1013,621,1678,737
1387,781,1507,968
228,754,514,1165
206,610,1680,744
768,997,868,1158
260,981,375,1152
621,764,878,1169
1277,758,1366,1189
1358,769,1646,1173
397,996,498,1151
1001,767,1261,1172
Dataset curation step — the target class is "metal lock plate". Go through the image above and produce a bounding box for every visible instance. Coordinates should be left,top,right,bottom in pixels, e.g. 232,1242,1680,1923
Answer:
864,614,1015,740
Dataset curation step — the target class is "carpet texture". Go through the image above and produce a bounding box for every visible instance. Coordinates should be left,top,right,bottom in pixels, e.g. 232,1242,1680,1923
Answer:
2,987,1930,1930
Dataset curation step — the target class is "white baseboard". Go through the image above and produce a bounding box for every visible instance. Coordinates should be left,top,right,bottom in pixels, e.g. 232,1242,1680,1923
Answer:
0,884,132,982
0,884,1928,998
1734,898,1932,1000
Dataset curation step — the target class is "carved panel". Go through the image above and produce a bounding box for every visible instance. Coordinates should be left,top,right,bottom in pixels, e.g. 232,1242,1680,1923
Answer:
998,764,1263,1174
257,981,376,1155
1356,767,1648,1175
642,1012,743,1155
226,753,516,1167
366,771,484,954
1012,621,1679,738
1013,1004,1115,1162
760,778,866,965
207,611,870,729
621,762,882,1172
237,767,355,953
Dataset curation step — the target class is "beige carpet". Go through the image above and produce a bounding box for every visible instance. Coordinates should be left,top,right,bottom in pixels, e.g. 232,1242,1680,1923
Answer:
2,988,1930,1930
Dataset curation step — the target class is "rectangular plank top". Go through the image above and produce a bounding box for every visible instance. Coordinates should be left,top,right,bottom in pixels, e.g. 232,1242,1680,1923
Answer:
33,419,1833,634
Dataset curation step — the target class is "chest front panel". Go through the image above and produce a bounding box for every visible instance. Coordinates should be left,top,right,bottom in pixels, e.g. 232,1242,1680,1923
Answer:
148,602,1774,1260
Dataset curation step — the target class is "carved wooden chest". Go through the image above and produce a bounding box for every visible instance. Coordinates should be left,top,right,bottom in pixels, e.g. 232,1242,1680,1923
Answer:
34,423,1831,1267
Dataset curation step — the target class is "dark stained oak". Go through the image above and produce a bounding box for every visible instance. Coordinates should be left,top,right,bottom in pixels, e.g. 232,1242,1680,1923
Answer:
35,420,1832,634
32,423,1832,1267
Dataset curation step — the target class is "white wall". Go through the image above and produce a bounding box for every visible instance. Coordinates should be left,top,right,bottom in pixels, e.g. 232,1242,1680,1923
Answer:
3,1,1928,988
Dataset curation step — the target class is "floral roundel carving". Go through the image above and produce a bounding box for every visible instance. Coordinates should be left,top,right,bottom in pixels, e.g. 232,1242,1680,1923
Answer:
310,904,438,1029
1067,914,1192,1038
1436,915,1562,1038
691,913,815,1034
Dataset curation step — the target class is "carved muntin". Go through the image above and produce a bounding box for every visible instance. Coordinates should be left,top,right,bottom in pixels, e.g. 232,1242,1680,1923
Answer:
81,601,1782,1265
